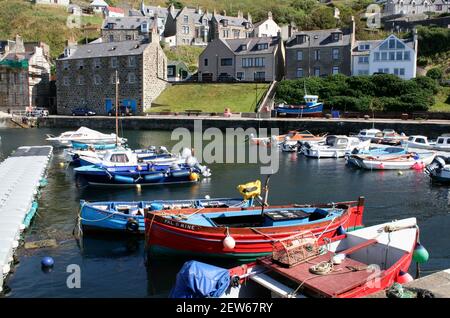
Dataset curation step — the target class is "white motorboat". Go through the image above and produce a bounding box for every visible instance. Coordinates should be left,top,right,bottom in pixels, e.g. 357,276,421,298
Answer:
380,129,408,145
402,135,436,150
425,156,450,184
302,135,371,158
347,151,435,170
356,128,383,142
46,127,126,148
433,134,450,151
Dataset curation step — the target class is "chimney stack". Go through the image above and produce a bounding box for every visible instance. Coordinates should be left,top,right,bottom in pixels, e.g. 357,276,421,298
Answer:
237,10,243,19
247,12,252,24
268,11,273,20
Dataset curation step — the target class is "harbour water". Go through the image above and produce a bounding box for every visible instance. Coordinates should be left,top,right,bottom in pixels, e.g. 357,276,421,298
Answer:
0,127,449,297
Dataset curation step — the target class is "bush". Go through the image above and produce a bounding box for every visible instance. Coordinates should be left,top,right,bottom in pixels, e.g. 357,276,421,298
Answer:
426,67,444,80
328,96,372,112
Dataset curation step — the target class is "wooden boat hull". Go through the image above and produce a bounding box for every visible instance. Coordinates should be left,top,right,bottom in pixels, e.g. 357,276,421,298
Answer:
145,198,365,261
349,153,435,170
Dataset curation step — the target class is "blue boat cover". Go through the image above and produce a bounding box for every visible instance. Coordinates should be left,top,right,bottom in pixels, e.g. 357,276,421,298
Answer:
169,260,230,298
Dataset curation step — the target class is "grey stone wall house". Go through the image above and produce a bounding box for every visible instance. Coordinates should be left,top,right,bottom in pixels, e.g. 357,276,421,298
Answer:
141,2,253,47
384,0,449,17
102,16,153,43
198,36,284,82
56,33,168,115
285,24,355,79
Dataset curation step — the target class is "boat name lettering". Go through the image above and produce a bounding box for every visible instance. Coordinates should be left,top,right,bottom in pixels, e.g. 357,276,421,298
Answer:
163,219,197,230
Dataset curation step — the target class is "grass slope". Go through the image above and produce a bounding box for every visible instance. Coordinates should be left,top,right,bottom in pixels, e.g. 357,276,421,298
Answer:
430,86,450,112
151,83,269,113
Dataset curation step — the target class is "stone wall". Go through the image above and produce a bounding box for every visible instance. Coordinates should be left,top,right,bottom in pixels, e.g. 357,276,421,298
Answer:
142,43,169,112
56,54,144,115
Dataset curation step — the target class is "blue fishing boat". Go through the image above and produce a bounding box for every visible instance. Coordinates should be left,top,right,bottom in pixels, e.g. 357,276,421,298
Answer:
79,198,251,234
276,95,323,117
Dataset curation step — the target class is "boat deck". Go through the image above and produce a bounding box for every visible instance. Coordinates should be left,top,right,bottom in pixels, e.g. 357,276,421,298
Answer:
0,146,52,293
258,250,377,298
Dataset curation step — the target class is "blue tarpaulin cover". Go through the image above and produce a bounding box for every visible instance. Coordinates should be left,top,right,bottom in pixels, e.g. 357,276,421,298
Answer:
169,260,231,298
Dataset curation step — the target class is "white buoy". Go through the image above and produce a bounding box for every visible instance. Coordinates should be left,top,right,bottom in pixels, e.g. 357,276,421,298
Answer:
136,184,141,191
205,195,211,200
223,235,236,249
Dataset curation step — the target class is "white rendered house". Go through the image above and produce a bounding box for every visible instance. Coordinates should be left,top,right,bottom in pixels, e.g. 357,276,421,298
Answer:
352,33,417,79
252,12,281,38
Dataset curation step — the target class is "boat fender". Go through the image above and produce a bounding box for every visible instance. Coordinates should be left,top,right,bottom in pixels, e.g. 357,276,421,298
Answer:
331,253,345,265
144,172,164,181
396,270,414,284
413,243,429,264
114,175,135,184
41,256,54,268
223,235,236,250
230,275,240,287
126,218,139,233
171,170,191,178
189,172,199,181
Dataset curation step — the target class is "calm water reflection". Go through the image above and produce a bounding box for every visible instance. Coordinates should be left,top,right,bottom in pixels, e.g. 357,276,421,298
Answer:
0,128,449,297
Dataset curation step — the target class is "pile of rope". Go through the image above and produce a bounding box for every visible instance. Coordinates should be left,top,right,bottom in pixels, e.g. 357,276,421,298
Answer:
386,283,435,298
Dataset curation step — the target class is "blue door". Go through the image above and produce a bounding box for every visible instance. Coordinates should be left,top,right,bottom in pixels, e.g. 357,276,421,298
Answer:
130,100,137,113
105,99,113,113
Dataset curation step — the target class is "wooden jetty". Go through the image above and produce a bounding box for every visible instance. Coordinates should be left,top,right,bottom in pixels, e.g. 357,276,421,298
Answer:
0,146,52,292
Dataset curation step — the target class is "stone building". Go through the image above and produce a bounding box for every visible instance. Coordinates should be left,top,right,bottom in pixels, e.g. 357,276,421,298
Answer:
384,0,449,17
198,36,285,82
284,22,355,79
0,35,52,111
56,31,168,115
141,2,254,47
101,16,153,43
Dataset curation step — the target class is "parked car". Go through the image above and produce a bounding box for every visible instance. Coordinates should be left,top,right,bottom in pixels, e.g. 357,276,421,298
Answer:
108,106,133,116
72,107,96,116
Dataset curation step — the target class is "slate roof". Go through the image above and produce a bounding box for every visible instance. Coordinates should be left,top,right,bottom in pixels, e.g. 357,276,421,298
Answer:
103,16,152,30
59,41,148,60
222,36,279,55
286,29,352,49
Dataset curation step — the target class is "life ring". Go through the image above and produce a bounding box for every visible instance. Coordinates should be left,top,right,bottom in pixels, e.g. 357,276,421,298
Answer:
126,218,139,233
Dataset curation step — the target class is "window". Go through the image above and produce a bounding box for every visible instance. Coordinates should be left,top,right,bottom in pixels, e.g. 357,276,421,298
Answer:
77,76,84,85
394,68,400,76
128,73,136,84
358,56,369,64
94,74,102,85
204,58,208,66
109,35,114,42
314,50,320,61
203,18,208,26
128,56,136,67
389,39,396,49
358,70,369,75
257,43,268,50
111,57,117,68
77,60,84,70
183,15,188,24
359,44,370,51
297,50,303,61
416,138,425,144
125,35,132,41
63,61,69,70
183,26,190,34
223,29,229,38
110,73,117,84
220,58,233,66
93,58,101,69
236,72,244,80
332,48,339,60
241,44,247,51
377,68,389,74
167,67,174,76
242,58,253,68
314,67,320,77
396,51,403,60
110,154,129,163
254,72,265,81
400,68,405,76
437,4,443,11
254,57,265,67
233,30,240,39
332,33,340,41
389,52,395,60
381,52,387,61
374,52,380,61
396,41,405,49
296,68,304,78
63,76,69,86
332,66,339,75
404,51,410,60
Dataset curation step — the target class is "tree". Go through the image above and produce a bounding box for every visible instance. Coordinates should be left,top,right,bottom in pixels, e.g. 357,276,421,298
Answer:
426,67,444,81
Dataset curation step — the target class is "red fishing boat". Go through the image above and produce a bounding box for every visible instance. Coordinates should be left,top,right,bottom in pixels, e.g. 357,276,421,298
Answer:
224,217,422,298
144,196,365,261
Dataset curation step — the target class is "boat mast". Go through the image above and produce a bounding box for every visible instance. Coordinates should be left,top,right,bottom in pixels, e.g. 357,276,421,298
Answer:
115,70,119,146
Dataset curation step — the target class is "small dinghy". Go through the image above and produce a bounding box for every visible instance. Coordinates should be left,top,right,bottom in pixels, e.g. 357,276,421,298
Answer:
346,146,407,167
302,135,370,159
171,218,424,298
425,155,450,184
144,186,365,261
346,151,435,170
46,127,126,147
79,198,251,234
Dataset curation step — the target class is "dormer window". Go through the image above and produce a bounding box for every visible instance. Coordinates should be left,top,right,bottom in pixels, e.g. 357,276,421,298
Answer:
296,34,307,44
76,60,84,70
241,44,247,51
222,19,228,27
257,43,268,50
183,15,189,24
331,32,341,42
107,23,114,29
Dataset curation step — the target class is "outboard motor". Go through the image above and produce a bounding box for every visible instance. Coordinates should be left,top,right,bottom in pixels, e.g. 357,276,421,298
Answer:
426,156,446,174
